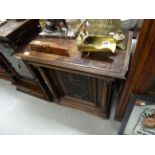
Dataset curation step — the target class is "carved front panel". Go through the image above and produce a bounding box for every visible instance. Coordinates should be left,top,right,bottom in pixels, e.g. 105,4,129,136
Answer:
58,71,94,103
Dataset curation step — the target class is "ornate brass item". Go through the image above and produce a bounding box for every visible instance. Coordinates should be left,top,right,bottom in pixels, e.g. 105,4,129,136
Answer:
77,19,126,55
77,35,117,53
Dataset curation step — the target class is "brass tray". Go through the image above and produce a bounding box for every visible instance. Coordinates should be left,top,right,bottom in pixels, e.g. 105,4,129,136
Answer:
77,35,116,53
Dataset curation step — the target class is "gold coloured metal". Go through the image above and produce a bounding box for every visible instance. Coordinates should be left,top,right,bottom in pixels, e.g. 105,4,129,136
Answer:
77,35,117,53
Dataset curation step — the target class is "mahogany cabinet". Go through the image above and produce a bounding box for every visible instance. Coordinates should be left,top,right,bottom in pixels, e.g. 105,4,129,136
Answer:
24,62,114,118
0,20,45,98
0,20,41,49
0,20,134,118
15,32,133,118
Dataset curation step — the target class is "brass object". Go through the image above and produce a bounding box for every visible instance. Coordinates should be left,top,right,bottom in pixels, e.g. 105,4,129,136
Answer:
116,42,126,50
77,19,126,53
39,19,46,29
85,19,121,36
77,35,117,53
113,31,125,42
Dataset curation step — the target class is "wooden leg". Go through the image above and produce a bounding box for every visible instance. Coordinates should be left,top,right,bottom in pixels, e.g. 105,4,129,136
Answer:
98,79,112,118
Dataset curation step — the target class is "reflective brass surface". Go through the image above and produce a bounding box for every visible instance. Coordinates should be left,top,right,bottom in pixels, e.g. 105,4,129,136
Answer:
77,35,117,53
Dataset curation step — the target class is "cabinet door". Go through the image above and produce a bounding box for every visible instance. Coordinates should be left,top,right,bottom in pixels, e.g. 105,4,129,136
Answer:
55,70,97,106
30,66,97,106
28,64,113,118
54,70,113,117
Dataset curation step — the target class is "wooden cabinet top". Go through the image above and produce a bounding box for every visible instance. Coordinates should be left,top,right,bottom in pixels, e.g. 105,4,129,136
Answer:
0,20,40,49
15,31,133,79
0,20,29,40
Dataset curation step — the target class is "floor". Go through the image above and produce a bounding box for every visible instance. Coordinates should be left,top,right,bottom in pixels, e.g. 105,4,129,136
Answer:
0,79,121,135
